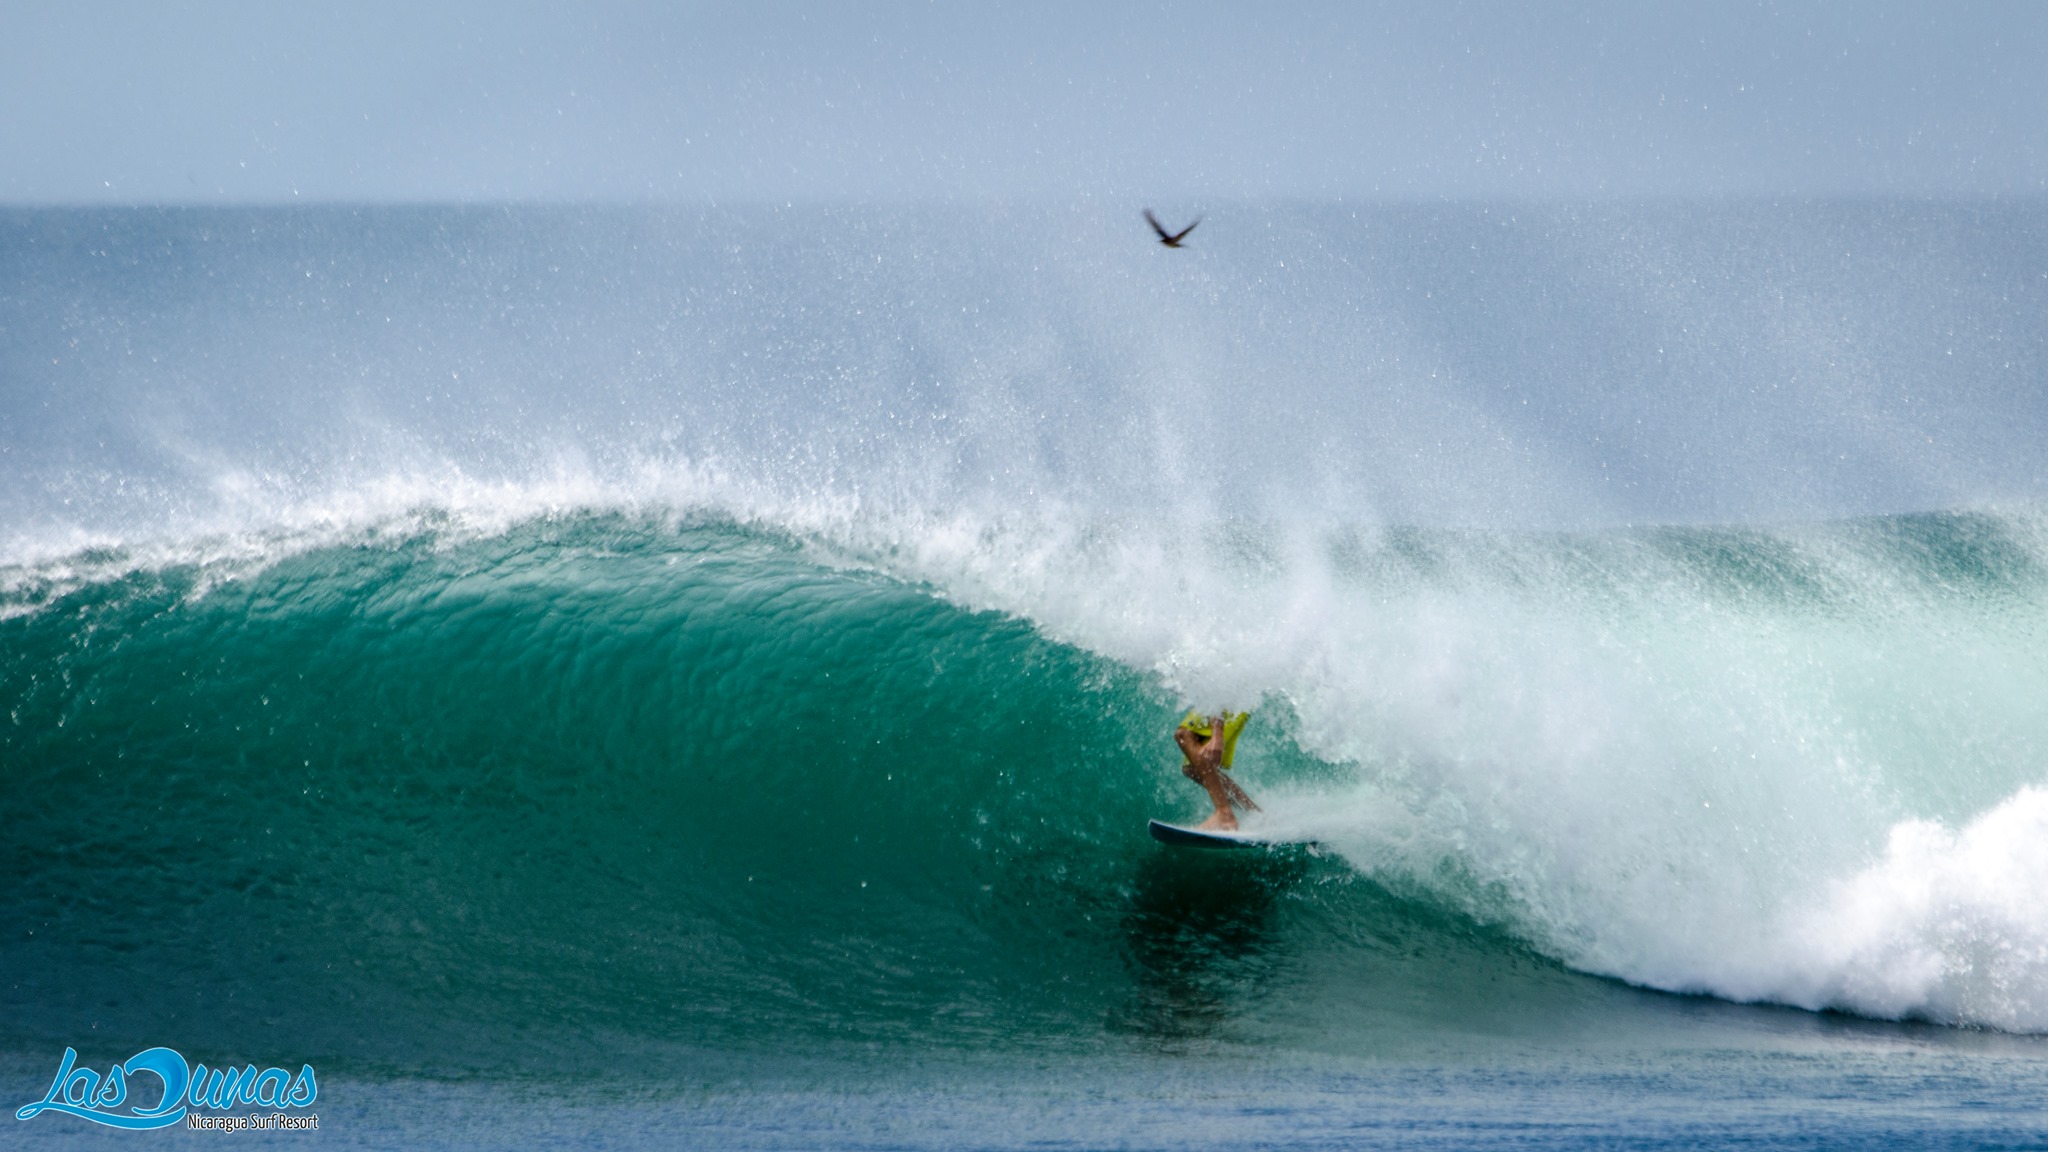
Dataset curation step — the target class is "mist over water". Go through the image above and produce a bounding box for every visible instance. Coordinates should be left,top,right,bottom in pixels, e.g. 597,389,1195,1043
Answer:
8,200,2048,546
8,201,2048,1091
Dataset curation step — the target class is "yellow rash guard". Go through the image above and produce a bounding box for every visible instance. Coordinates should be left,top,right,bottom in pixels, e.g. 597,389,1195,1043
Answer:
1177,710,1250,768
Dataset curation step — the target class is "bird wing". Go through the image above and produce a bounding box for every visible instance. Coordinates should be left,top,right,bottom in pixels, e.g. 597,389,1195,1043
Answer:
1169,217,1201,244
1144,209,1172,242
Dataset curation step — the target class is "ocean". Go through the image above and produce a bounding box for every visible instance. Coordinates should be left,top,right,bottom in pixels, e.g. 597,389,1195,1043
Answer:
6,203,2048,1147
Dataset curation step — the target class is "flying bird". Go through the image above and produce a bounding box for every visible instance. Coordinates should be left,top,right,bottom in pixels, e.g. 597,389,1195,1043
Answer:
1145,209,1200,248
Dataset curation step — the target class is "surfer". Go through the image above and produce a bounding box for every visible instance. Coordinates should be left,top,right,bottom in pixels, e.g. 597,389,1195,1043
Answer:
1174,711,1259,830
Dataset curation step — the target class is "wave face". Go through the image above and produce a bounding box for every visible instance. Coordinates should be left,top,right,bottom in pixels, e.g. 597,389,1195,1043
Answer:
0,517,1200,1063
6,508,2048,1068
7,205,2048,1067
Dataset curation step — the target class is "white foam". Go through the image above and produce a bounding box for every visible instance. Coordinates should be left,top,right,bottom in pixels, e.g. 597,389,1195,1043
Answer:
0,452,837,613
1746,785,2048,1029
853,497,2048,1033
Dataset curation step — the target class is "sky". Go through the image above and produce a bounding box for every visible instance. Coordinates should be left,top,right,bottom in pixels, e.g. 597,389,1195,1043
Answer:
2,1,2047,203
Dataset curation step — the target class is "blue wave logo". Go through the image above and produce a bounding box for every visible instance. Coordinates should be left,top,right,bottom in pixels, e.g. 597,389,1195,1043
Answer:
15,1047,317,1130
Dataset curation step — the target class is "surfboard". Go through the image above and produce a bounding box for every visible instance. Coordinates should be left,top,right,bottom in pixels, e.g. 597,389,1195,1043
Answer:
1147,818,1311,849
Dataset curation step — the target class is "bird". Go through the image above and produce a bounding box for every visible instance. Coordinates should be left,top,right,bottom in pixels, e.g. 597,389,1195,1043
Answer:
1145,209,1200,248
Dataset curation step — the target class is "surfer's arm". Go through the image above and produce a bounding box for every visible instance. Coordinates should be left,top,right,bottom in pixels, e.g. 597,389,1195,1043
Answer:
1218,770,1260,813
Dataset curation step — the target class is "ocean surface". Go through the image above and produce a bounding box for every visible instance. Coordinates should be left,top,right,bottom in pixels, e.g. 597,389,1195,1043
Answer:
7,203,2048,1147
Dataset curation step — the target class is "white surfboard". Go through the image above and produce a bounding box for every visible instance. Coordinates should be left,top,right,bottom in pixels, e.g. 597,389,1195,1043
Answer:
1146,818,1313,849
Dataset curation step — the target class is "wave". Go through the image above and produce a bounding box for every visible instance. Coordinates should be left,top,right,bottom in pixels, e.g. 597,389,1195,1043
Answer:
10,202,2048,1061
5,499,2048,1066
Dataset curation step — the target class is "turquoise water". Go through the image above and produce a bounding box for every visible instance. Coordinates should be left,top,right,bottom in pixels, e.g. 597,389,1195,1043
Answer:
8,513,2048,1147
8,206,2048,1145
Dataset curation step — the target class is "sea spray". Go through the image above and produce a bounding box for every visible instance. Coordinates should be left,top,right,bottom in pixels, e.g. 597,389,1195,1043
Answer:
9,202,2048,1063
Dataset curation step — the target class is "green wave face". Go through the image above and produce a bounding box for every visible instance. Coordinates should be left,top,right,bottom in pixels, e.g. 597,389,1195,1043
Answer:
13,506,2048,1076
7,516,1529,1072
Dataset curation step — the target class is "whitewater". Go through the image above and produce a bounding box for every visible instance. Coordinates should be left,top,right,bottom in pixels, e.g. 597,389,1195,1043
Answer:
8,201,2048,1146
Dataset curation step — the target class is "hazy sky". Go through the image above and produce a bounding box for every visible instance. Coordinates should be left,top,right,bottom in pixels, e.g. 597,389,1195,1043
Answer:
4,1,2047,203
